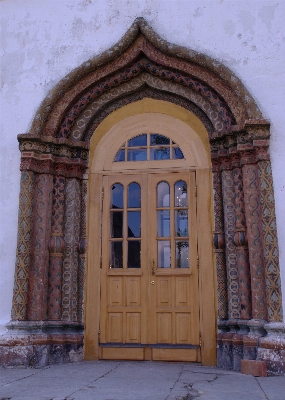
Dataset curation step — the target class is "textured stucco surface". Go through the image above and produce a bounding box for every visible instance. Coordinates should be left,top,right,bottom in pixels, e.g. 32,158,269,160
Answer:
0,0,285,332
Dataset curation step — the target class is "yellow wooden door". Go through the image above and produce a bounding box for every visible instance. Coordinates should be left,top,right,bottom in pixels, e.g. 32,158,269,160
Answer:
148,172,200,362
99,172,200,361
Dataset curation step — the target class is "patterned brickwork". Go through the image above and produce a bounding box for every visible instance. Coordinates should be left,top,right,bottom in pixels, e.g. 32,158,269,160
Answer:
62,179,81,321
71,74,223,141
71,73,224,141
27,174,53,321
51,176,66,235
258,161,283,322
222,170,239,319
83,86,214,142
233,167,251,320
242,163,268,321
48,176,66,320
212,167,228,320
57,58,234,139
77,179,88,323
29,18,261,140
11,171,35,320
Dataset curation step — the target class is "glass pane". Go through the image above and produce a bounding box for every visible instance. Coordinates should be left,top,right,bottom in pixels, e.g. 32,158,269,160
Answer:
150,134,170,145
158,241,171,268
111,183,123,209
110,241,123,268
175,210,188,237
150,147,170,160
172,147,184,159
175,181,188,207
128,134,147,147
114,149,125,162
110,211,123,238
127,149,147,161
157,181,170,207
175,241,189,268
157,210,170,237
128,211,141,238
128,241,141,268
128,183,141,208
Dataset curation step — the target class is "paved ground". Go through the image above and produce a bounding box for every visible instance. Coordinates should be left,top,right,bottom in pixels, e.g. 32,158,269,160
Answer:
0,361,284,400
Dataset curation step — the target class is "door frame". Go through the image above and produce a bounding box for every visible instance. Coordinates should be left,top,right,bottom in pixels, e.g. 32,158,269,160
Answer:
84,111,217,366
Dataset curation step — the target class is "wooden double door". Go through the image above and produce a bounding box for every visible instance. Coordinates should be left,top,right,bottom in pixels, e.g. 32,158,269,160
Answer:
99,171,200,361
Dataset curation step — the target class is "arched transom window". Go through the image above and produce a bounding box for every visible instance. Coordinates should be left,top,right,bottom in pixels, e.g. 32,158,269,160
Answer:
114,134,184,162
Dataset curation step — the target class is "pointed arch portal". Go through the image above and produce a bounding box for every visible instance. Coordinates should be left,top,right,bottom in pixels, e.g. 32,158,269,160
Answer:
2,18,283,373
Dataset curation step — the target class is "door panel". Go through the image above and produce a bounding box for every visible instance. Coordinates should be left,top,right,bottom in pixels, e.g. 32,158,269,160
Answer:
148,172,200,362
100,174,147,350
99,172,200,361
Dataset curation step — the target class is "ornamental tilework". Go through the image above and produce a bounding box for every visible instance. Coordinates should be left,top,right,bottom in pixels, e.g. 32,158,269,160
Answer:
8,19,283,355
30,18,261,139
84,87,214,142
57,58,234,139
11,171,35,320
258,161,283,322
77,179,88,323
243,163,268,321
212,170,228,319
62,178,81,322
233,167,251,320
51,176,66,235
222,170,240,319
70,74,223,141
47,176,66,320
27,174,53,321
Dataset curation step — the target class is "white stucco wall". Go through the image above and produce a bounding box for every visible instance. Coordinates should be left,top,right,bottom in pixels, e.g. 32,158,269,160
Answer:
1,0,285,333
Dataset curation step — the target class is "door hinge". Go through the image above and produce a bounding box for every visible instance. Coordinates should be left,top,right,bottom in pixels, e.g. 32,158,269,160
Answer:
101,187,104,200
195,183,197,197
199,334,202,348
100,256,102,269
196,254,199,268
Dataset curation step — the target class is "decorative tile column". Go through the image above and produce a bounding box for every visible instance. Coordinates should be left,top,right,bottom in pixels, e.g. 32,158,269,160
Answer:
11,170,35,320
47,176,66,320
27,173,53,321
77,178,88,323
62,178,81,322
212,159,228,320
221,163,239,320
241,150,268,322
232,156,251,320
256,149,283,322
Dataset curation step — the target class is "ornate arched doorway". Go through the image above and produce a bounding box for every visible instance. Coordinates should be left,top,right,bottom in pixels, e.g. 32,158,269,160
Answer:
2,18,283,373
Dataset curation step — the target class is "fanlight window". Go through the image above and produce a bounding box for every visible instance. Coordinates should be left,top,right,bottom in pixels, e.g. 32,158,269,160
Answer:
114,134,184,162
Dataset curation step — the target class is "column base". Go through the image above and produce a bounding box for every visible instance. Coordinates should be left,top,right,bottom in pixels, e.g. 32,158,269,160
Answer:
258,322,285,376
217,320,285,375
0,320,84,367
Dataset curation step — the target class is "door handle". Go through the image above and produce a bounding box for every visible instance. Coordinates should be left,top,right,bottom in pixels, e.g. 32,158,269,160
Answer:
152,259,155,275
151,281,155,285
